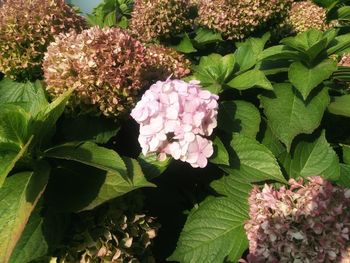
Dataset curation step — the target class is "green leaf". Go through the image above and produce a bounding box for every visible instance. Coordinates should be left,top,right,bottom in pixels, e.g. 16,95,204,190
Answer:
169,175,251,263
261,124,285,157
258,45,300,61
342,144,350,165
83,157,154,211
210,137,230,166
58,115,120,144
9,204,48,263
194,28,223,45
0,163,50,262
117,16,129,29
104,10,116,27
193,54,235,94
305,38,328,62
234,34,270,71
30,89,74,148
327,33,350,55
0,136,33,188
336,6,350,20
328,94,350,117
0,105,30,148
288,59,337,99
227,69,273,90
175,33,197,54
337,164,350,188
138,153,172,180
222,134,287,183
44,141,127,176
313,0,338,8
281,29,324,52
260,84,330,151
10,203,70,263
287,131,340,180
0,79,48,116
218,100,261,138
45,160,154,212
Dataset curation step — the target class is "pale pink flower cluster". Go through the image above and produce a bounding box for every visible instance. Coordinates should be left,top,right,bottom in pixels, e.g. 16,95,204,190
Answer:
131,79,218,168
244,176,350,263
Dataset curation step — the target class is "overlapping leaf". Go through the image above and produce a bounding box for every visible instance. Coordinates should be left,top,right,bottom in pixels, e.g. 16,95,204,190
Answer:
260,84,330,151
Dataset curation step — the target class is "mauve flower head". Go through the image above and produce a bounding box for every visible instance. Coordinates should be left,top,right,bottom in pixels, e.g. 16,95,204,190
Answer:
130,0,194,42
131,79,218,168
244,176,350,262
0,0,86,81
195,0,292,40
43,27,147,118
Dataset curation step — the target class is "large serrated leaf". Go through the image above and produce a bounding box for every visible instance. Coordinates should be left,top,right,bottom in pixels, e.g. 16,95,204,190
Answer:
209,136,230,166
169,175,251,263
227,69,273,91
287,131,340,180
0,162,50,262
194,27,223,45
288,59,337,100
9,203,47,263
234,33,270,71
44,141,127,177
0,105,30,148
175,33,197,53
0,136,33,188
222,134,287,183
10,203,69,263
281,29,324,52
218,100,261,138
0,79,48,116
261,124,285,157
260,84,330,151
338,164,350,188
193,54,235,94
30,89,74,148
343,144,350,164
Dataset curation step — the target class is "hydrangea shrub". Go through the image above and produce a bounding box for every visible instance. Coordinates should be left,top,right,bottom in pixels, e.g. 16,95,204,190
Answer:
0,0,350,262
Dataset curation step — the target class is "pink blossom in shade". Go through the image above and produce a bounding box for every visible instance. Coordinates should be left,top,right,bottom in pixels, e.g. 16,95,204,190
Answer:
130,79,219,168
244,176,350,263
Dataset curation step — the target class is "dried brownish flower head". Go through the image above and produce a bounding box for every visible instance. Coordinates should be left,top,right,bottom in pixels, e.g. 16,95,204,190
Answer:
0,0,86,81
196,0,292,40
43,27,148,118
287,1,334,33
54,194,160,263
145,44,191,82
131,0,194,42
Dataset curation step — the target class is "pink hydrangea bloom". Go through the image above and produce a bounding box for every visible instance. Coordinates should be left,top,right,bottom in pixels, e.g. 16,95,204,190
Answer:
131,79,218,168
244,176,350,262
